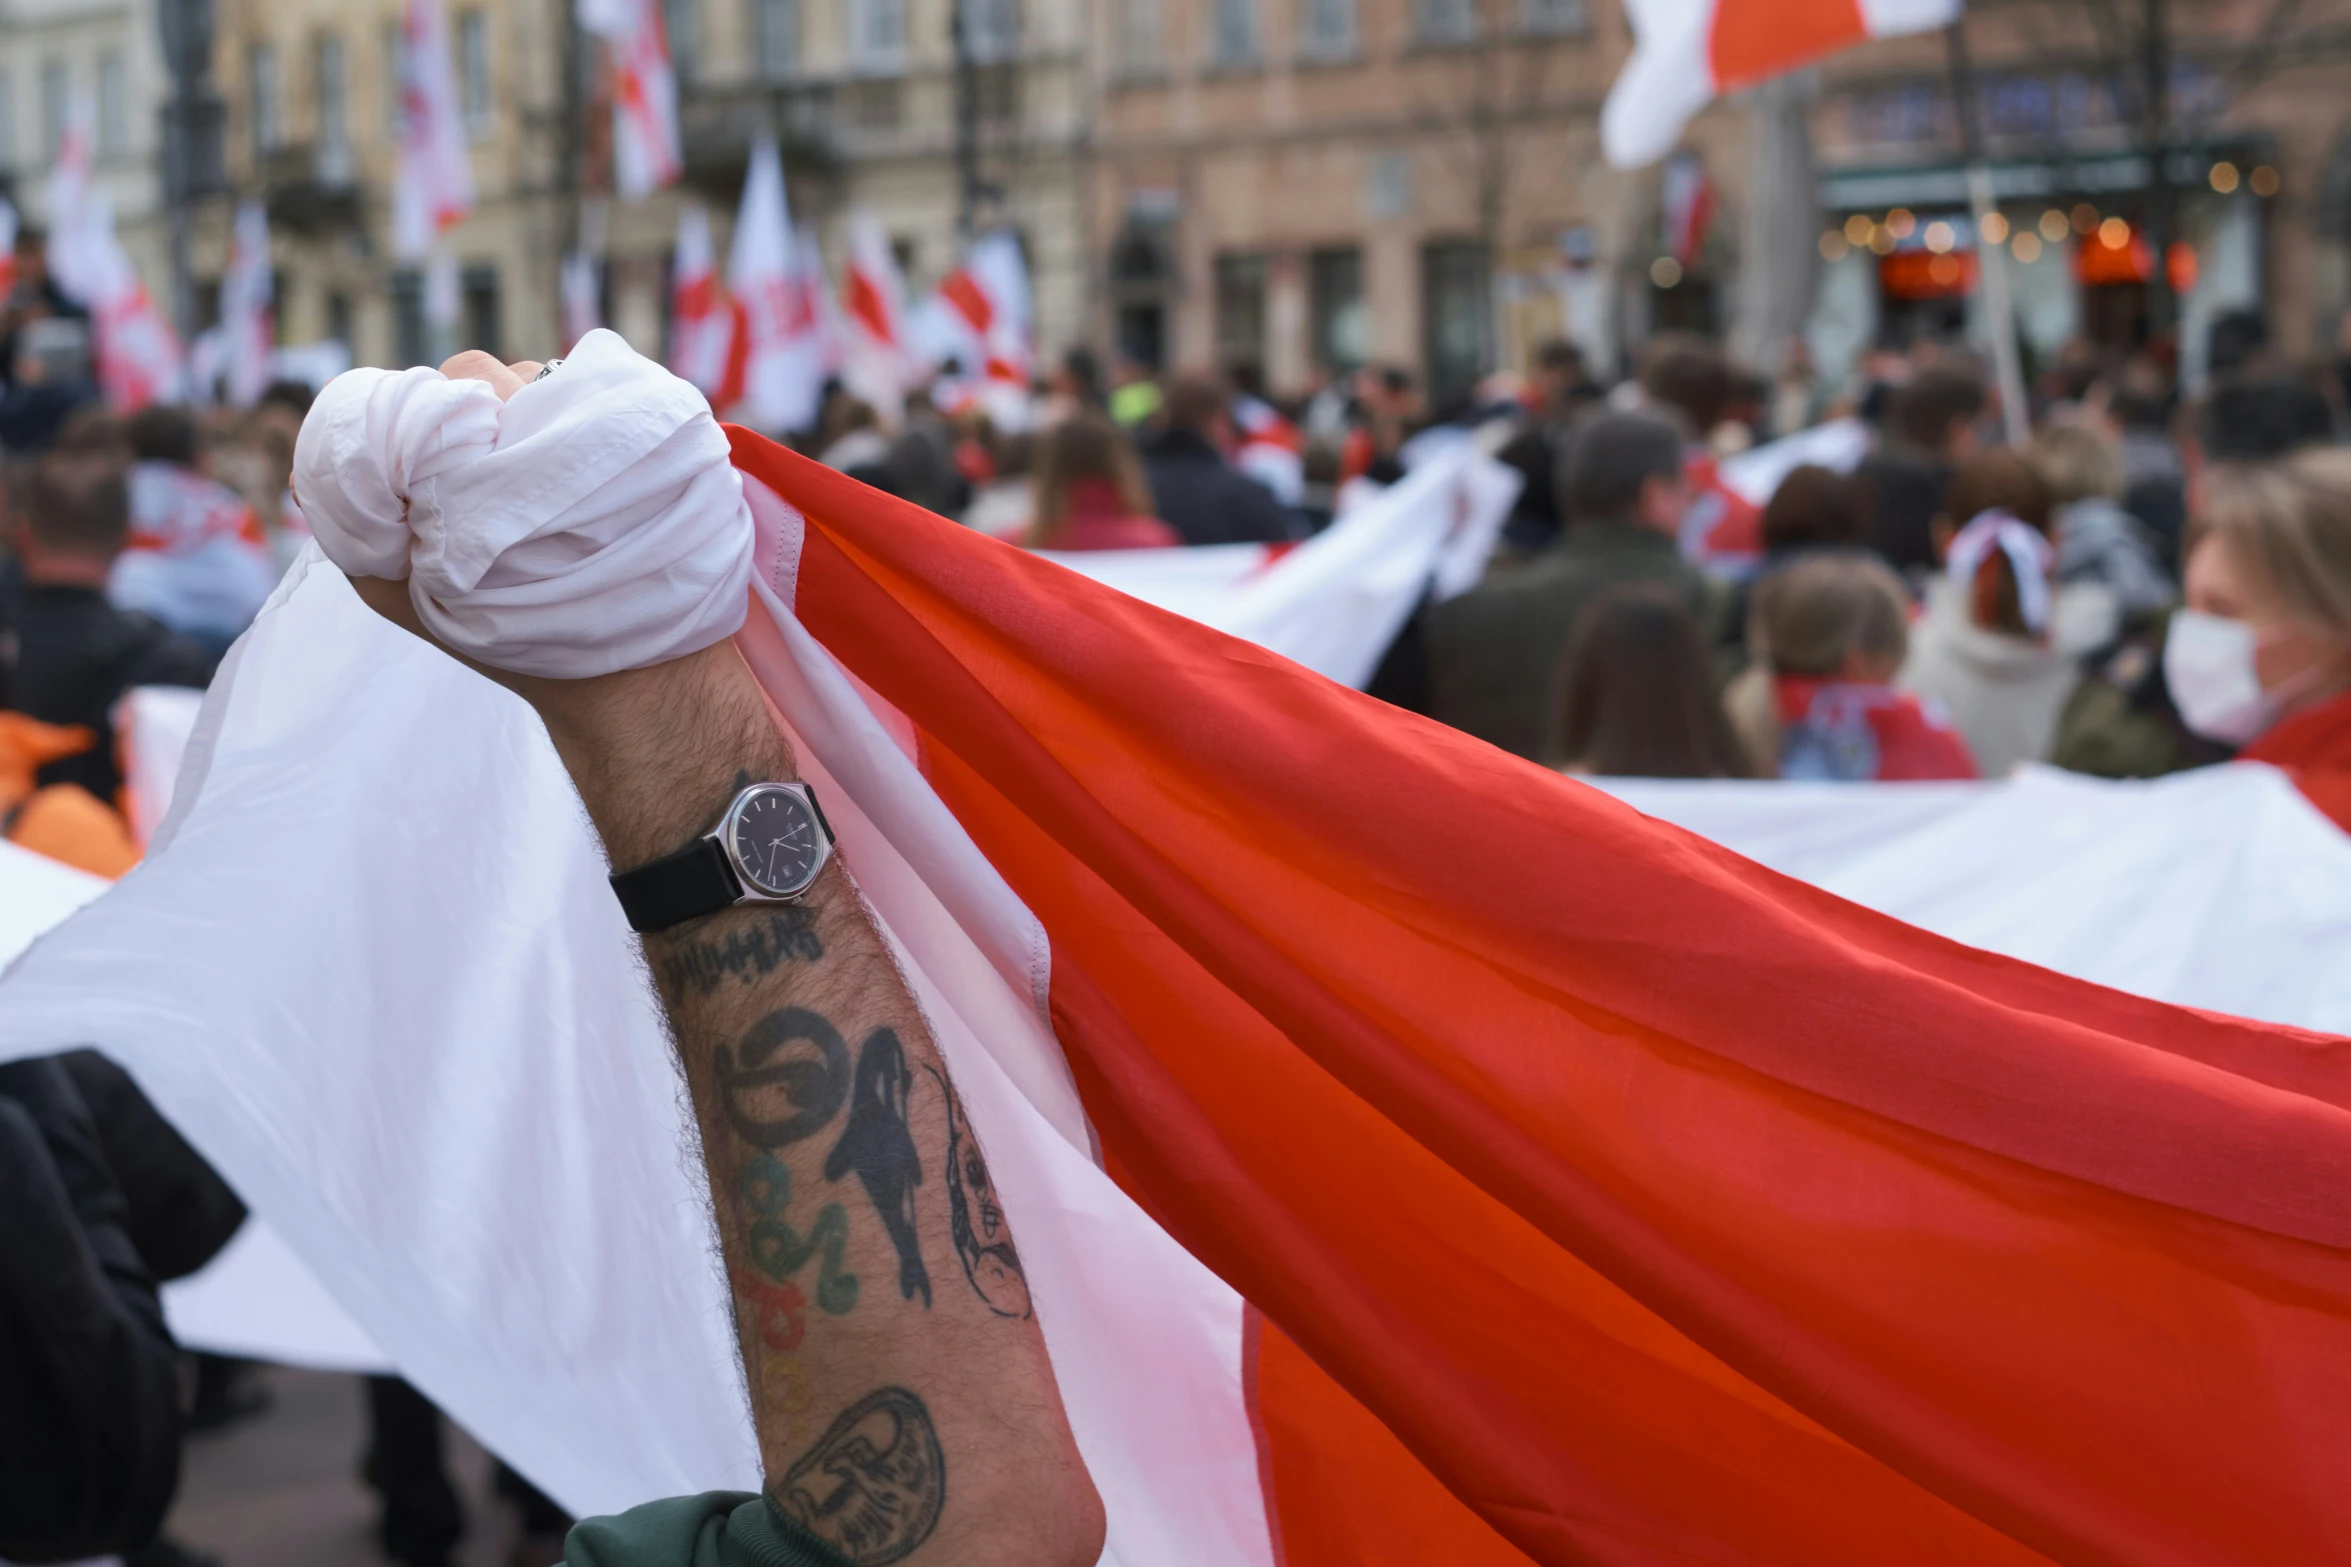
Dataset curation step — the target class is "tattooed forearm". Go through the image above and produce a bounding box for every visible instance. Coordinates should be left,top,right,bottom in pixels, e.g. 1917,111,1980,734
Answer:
927,1065,1031,1319
657,907,824,997
826,1028,931,1308
773,1386,946,1566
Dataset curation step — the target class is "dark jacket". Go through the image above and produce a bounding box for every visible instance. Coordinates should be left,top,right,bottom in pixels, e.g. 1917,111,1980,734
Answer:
1141,429,1296,547
0,1056,183,1562
4,583,216,802
1854,448,1951,580
1425,520,1715,761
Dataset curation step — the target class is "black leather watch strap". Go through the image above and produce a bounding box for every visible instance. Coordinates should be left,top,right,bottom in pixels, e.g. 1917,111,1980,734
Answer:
609,836,741,933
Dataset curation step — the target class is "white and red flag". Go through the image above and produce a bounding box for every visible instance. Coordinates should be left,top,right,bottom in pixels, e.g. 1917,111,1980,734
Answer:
46,95,184,410
839,210,913,415
725,136,825,434
579,0,683,200
13,336,2351,1562
220,202,275,408
666,201,734,397
914,229,1032,390
391,0,476,258
1603,0,1960,167
1660,151,1716,267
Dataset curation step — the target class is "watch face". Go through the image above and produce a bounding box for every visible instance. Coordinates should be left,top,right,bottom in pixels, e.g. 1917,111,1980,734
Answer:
728,787,825,898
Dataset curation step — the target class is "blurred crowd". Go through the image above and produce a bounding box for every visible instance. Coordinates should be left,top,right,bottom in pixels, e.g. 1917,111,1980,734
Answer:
6,209,2351,1564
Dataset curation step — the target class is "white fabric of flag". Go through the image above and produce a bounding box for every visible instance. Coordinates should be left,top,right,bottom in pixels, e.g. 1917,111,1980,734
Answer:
579,0,684,200
666,202,731,393
220,203,275,408
46,94,185,409
725,137,824,434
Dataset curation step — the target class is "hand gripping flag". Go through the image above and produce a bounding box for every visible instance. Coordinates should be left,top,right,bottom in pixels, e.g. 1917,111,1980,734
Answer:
1604,0,1960,167
7,336,2351,1564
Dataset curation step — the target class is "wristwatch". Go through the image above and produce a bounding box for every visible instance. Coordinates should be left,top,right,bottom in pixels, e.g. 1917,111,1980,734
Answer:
608,781,836,933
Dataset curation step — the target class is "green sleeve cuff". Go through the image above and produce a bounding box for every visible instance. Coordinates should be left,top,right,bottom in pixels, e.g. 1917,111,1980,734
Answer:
564,1491,856,1567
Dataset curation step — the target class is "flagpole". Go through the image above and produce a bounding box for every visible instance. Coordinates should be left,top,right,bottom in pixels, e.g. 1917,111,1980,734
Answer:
1942,18,2029,449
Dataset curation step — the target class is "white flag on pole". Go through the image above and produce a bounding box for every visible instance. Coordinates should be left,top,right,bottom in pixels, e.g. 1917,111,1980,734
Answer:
666,201,732,395
392,0,476,259
579,0,683,200
725,136,823,434
220,202,275,407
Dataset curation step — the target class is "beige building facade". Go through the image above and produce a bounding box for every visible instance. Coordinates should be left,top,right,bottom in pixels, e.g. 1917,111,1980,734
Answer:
1091,0,2351,400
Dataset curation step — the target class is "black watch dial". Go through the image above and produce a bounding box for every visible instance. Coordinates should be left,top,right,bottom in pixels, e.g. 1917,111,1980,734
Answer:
728,787,825,897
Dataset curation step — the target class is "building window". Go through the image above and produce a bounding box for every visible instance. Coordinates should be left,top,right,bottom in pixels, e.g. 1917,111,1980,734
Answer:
1215,253,1267,370
249,43,280,161
962,0,1019,62
0,71,16,171
1299,0,1355,58
391,268,426,366
461,262,500,356
39,59,67,162
1117,0,1162,75
1209,0,1258,64
95,49,127,157
1517,0,1583,34
457,12,492,140
851,0,907,73
1421,239,1491,409
1413,0,1476,43
663,0,700,84
326,288,353,347
317,35,351,176
1309,245,1365,372
756,0,799,79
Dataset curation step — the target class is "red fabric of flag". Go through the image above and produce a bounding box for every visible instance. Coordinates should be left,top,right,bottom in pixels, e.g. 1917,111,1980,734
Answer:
731,431,2351,1566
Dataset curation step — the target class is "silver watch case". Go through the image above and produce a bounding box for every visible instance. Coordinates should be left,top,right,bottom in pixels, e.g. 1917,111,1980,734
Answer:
711,781,835,904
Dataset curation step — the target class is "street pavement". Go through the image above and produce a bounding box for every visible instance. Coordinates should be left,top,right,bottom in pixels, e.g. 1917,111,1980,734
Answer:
165,1367,529,1567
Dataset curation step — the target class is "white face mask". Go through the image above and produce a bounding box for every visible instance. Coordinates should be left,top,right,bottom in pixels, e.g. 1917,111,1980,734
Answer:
2164,609,2274,745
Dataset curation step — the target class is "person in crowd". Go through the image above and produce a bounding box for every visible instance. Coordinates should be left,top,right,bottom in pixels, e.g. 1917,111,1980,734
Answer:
1551,584,1753,778
1730,551,1976,782
1041,346,1106,423
1107,355,1163,428
0,225,89,395
1023,413,1178,550
2168,449,2351,828
814,397,893,486
2100,357,2186,567
1718,462,1870,678
1337,366,1420,486
1854,364,1987,578
1495,340,1598,554
1638,334,1762,568
1426,409,1715,760
883,385,971,519
1140,373,1296,546
2,445,215,805
107,404,281,656
2032,418,2173,628
1767,336,1828,440
1227,363,1308,510
2053,371,2338,779
0,1055,184,1564
1898,450,2092,776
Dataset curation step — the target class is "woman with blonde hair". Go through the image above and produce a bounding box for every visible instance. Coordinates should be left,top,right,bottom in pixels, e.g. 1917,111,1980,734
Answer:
2169,448,2351,826
1022,414,1179,551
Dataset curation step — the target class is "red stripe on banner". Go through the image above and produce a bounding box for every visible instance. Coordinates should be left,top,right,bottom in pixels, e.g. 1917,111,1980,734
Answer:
938,268,994,335
1710,0,1867,90
731,430,2351,1565
845,267,894,347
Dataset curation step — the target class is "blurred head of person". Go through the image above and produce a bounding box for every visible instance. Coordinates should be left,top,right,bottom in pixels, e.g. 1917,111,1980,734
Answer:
1558,409,1688,534
1887,365,1988,462
1760,464,1863,555
1025,413,1161,548
2030,418,2125,509
1530,339,1590,415
1639,333,1734,441
1760,552,1912,684
1551,583,1751,777
2196,373,2334,464
1931,449,2056,638
124,403,203,474
1053,346,1105,406
2104,356,2175,435
1161,372,1234,448
2169,450,2351,745
9,447,132,586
